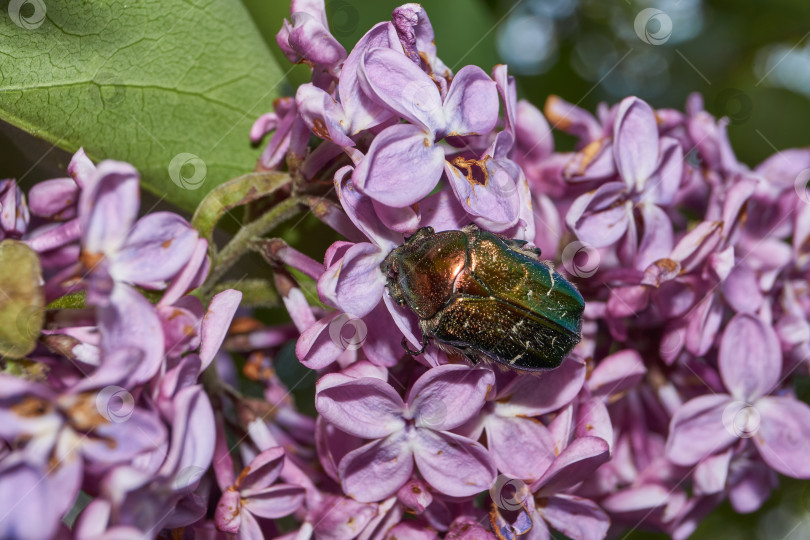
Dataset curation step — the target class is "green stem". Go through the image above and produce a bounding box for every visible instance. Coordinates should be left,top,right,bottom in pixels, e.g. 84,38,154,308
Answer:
201,197,304,295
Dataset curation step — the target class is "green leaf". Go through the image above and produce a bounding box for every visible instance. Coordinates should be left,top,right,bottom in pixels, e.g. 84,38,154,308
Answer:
0,240,45,358
0,0,287,213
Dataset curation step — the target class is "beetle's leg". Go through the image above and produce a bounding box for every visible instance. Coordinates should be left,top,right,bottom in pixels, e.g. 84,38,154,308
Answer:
401,333,428,356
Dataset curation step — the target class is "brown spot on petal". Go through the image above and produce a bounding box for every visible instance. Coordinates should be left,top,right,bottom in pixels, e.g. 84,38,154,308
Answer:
10,396,52,417
576,139,605,175
67,392,108,430
312,118,331,140
161,238,173,249
80,251,104,270
451,155,491,188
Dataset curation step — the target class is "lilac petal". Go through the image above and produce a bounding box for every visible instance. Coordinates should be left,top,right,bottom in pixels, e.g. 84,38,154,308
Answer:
312,495,379,540
112,212,198,287
296,312,348,369
161,238,209,305
665,394,736,466
239,447,285,491
722,265,763,314
335,170,402,250
319,242,386,318
413,428,496,497
339,431,414,502
199,289,242,371
243,484,306,518
728,459,777,513
693,449,732,495
68,147,96,188
0,457,81,540
239,508,264,540
158,386,216,481
339,22,398,133
445,154,520,233
496,356,585,417
493,64,517,133
635,203,673,271
566,182,631,248
753,396,810,478
83,407,167,464
360,47,444,132
646,137,683,205
588,350,646,397
532,437,610,495
540,494,610,540
516,99,553,160
406,364,495,430
80,160,140,256
544,95,602,143
607,285,649,319
287,11,347,68
98,284,164,384
28,178,79,220
719,313,781,401
600,484,670,515
576,398,614,452
613,97,659,190
296,83,354,147
361,302,404,367
397,478,433,512
383,291,440,366
352,123,445,207
418,189,471,232
486,416,555,481
214,489,241,533
372,199,420,234
670,220,723,273
385,522,437,540
316,376,405,438
685,293,724,357
443,65,499,136
548,404,575,455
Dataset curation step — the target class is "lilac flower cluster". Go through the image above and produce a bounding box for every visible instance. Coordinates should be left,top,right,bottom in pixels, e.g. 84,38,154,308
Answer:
2,0,810,538
0,152,243,538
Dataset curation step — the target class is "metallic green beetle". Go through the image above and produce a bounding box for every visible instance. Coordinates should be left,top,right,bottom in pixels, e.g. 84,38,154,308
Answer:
381,225,584,371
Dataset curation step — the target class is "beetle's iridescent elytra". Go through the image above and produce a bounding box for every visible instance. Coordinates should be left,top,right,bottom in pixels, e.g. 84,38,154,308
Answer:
381,225,584,371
